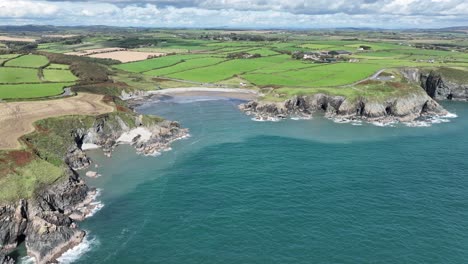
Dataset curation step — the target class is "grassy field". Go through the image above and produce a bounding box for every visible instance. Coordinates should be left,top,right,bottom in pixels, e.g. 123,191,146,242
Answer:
47,63,70,69
144,57,225,77
0,68,41,83
5,54,49,68
0,153,65,201
43,69,78,82
0,83,72,99
114,54,205,72
0,54,78,98
107,37,468,89
21,29,467,92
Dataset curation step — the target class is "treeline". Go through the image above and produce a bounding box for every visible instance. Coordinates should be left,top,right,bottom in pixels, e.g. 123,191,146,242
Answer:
2,41,38,51
39,52,119,84
199,33,282,42
113,37,159,49
37,36,83,45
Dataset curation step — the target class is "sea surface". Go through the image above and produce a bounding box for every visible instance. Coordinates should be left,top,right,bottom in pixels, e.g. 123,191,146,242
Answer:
67,96,468,264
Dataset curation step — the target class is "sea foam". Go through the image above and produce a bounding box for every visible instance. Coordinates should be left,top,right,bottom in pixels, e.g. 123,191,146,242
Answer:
85,188,104,218
57,235,100,264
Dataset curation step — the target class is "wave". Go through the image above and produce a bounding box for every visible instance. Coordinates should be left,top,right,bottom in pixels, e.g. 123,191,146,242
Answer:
19,256,35,264
85,188,104,218
57,235,100,264
371,121,398,127
333,118,364,126
251,117,282,122
404,111,458,127
291,115,312,120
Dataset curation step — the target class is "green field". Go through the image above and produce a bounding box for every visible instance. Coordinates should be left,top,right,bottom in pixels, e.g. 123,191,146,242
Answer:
43,69,78,82
0,82,71,99
10,28,465,99
5,54,49,68
0,54,20,60
144,57,225,77
0,53,77,98
0,68,41,83
114,54,205,73
108,37,468,89
47,63,70,70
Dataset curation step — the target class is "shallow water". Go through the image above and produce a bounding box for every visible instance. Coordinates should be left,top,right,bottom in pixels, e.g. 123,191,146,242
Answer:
72,96,468,264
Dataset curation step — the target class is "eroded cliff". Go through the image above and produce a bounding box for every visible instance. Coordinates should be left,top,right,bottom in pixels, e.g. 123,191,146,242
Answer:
240,90,446,123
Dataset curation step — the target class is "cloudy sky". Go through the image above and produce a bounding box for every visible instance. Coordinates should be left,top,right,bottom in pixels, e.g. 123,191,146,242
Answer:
0,0,467,28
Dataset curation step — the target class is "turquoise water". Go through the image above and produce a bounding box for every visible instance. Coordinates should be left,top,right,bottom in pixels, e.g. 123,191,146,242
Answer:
73,97,468,264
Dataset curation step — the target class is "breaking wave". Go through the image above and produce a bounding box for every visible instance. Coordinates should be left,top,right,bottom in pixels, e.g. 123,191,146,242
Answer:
57,235,100,264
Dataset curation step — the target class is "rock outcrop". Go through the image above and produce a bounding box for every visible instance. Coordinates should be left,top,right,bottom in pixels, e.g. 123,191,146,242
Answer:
67,114,188,170
1,113,188,263
0,169,93,264
240,91,447,123
402,68,468,101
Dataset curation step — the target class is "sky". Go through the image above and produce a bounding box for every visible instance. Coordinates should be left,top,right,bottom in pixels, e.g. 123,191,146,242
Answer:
0,0,467,29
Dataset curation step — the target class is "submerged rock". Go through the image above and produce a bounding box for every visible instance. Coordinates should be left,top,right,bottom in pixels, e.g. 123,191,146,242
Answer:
85,171,99,178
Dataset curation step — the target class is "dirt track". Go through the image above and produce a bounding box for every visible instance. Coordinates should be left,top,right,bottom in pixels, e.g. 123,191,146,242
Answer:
0,93,114,150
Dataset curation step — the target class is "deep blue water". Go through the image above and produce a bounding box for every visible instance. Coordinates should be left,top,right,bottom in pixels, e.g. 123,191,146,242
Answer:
68,97,467,264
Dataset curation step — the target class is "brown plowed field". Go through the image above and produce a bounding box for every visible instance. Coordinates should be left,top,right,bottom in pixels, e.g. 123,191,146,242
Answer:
0,93,114,149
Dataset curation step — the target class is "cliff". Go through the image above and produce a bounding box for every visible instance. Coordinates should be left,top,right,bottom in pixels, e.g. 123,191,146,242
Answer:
0,169,91,264
0,112,188,263
402,67,468,101
240,90,446,123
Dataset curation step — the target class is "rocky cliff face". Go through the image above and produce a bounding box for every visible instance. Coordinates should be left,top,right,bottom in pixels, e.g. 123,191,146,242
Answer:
1,113,188,263
0,169,93,264
67,114,188,170
240,91,447,123
402,68,468,101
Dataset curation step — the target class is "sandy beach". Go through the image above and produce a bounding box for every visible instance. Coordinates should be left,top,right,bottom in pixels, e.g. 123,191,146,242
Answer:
148,87,260,100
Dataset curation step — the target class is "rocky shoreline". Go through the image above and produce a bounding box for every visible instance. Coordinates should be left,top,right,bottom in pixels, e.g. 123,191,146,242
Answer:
402,68,468,101
240,90,447,125
1,112,188,264
0,169,91,264
240,68,458,125
0,68,463,263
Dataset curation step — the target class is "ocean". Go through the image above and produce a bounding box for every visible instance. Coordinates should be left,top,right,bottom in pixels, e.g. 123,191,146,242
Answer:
66,96,468,263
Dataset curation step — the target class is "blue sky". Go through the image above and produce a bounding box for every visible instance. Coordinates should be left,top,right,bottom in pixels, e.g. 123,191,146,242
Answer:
0,0,467,28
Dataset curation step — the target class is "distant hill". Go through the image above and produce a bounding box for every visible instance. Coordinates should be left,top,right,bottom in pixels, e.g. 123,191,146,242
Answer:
432,26,468,33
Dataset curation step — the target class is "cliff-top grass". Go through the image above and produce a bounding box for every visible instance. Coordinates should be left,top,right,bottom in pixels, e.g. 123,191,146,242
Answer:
0,154,65,202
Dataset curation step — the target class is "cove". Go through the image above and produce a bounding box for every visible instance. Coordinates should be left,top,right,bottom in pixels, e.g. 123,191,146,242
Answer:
71,97,468,264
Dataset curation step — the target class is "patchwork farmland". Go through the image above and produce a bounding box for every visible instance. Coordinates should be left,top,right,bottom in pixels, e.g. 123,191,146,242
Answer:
0,54,77,99
110,38,468,91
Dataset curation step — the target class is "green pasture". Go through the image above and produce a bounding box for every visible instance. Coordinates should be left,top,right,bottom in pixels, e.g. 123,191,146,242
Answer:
0,82,70,99
144,57,225,77
166,55,289,82
43,69,78,82
114,54,206,73
5,54,49,68
0,54,77,99
0,54,20,60
46,63,70,70
0,68,41,83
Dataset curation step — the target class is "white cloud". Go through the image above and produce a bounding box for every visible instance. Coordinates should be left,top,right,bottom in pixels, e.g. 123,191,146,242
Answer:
0,0,58,18
0,0,466,28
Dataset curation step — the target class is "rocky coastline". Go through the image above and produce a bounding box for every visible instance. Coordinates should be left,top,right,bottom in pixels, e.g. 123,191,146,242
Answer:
0,67,463,263
1,111,188,263
240,69,456,124
402,67,468,101
240,90,447,124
